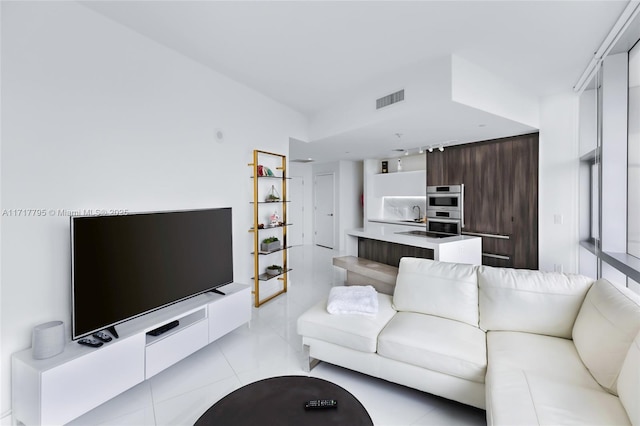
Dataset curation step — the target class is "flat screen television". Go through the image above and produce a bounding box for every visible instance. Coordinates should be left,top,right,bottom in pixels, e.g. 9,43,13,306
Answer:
71,207,233,340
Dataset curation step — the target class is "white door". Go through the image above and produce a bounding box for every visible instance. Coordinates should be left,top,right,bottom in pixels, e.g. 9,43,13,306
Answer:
315,173,335,249
288,176,304,246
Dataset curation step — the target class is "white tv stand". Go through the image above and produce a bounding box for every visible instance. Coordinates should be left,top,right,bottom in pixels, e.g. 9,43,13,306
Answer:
11,283,250,426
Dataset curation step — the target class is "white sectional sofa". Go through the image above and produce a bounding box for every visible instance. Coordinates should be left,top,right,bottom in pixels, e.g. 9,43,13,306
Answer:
297,258,640,425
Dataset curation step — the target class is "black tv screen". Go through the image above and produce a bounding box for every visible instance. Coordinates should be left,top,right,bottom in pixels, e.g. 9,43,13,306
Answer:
71,208,233,340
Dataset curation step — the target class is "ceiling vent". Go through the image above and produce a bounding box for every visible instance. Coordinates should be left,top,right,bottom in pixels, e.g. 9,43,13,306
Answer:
376,89,404,109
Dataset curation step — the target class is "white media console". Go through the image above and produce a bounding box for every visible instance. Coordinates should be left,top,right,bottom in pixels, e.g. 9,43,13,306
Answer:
11,283,251,425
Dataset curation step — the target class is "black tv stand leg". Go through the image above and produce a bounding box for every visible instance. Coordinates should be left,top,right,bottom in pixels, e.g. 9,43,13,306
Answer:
211,289,226,296
106,325,119,339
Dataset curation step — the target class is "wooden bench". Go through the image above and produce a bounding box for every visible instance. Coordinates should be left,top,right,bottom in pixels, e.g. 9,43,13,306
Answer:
332,256,399,295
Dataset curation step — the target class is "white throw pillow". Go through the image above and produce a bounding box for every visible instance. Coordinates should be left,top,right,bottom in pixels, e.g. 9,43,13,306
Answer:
478,266,593,338
392,258,479,327
572,279,640,395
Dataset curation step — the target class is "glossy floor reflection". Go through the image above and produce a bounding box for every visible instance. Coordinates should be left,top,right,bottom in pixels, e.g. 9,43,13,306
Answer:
69,245,486,425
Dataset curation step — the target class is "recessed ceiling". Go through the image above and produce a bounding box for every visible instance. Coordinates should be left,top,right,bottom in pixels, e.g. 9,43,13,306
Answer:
82,1,628,162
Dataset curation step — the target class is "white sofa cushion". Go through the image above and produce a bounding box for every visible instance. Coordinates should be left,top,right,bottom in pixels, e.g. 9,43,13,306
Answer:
296,293,396,353
478,266,593,338
377,312,487,383
392,258,479,326
488,369,630,425
486,331,630,426
487,331,603,390
618,331,640,425
572,279,640,395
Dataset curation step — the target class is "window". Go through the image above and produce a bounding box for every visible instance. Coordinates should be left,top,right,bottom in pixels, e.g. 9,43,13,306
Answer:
578,37,640,295
578,67,600,248
629,40,640,259
591,161,600,242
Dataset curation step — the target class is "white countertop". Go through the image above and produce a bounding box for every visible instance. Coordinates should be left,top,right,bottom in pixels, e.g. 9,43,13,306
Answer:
347,227,480,250
368,218,425,228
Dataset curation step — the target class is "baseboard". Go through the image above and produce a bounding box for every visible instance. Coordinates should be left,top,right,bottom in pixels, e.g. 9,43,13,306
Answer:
1,409,12,426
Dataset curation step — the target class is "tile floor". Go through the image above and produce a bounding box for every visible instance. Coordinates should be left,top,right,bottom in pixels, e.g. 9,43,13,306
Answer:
68,245,486,425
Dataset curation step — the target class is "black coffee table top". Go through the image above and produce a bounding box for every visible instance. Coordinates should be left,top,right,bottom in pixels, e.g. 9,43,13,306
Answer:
195,375,373,426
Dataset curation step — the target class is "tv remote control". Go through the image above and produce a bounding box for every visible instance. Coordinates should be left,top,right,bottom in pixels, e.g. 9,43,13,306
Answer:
147,320,180,336
304,399,338,409
77,338,103,348
92,331,112,342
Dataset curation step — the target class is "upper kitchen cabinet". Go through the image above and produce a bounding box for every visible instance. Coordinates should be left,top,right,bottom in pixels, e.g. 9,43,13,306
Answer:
427,133,539,269
372,169,427,197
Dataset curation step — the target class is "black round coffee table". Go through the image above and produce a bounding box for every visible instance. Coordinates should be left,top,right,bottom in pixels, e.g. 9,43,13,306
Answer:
194,375,373,425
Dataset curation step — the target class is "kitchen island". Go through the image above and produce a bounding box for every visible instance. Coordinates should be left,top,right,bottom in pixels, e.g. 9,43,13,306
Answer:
334,226,481,294
346,226,482,266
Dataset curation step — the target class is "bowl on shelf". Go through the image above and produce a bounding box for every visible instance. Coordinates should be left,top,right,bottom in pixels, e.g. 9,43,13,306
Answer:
265,265,283,276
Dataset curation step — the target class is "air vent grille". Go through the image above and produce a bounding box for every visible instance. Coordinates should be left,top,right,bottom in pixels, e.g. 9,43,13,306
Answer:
376,89,404,109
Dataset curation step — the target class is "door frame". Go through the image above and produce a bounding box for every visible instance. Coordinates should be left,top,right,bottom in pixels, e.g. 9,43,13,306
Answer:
314,172,336,249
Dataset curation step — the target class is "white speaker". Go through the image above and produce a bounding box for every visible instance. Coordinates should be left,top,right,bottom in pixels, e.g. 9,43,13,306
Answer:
32,321,65,359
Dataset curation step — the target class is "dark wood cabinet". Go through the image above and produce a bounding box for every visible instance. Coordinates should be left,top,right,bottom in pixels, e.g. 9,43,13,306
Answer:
427,133,538,269
357,238,434,267
510,134,538,269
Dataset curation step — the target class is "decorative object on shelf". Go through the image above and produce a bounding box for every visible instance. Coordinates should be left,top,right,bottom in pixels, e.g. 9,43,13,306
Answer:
257,165,274,177
270,210,280,226
261,236,280,252
266,265,283,276
265,185,281,202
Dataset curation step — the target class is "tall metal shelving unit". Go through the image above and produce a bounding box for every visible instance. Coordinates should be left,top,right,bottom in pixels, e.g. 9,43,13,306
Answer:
248,149,291,307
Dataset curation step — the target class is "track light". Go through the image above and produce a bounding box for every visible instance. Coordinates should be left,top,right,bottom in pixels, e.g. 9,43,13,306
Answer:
439,146,444,152
428,147,433,153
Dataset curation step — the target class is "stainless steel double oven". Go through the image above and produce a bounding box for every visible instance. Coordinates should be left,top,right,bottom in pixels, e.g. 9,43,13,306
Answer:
426,184,464,236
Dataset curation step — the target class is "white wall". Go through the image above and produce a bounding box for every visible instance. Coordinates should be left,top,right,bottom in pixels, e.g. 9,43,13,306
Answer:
630,43,640,258
451,55,539,128
288,162,313,245
0,1,307,416
579,246,598,279
538,92,580,273
578,88,598,156
339,160,364,249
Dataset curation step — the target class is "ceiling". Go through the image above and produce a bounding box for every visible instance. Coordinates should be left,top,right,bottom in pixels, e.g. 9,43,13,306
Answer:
82,1,629,162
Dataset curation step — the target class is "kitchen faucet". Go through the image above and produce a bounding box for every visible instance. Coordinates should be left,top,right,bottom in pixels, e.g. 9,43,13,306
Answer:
412,205,421,221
